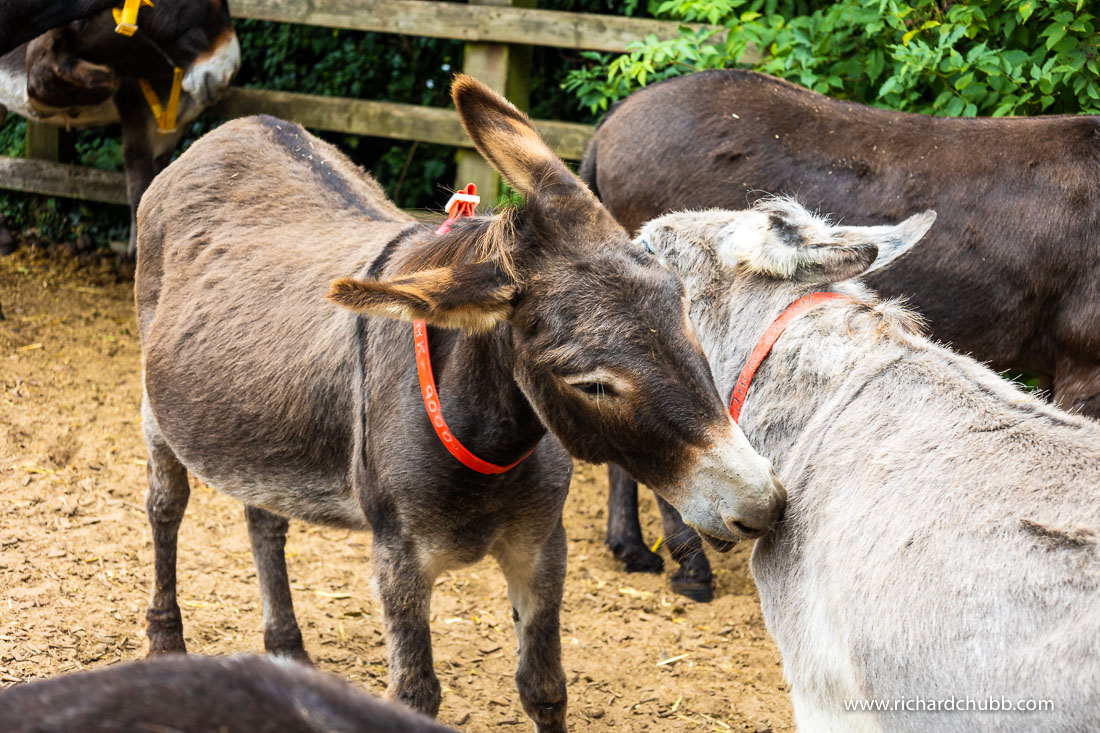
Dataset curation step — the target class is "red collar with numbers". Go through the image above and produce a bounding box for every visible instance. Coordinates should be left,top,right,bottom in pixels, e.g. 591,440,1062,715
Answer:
413,184,533,474
728,292,849,423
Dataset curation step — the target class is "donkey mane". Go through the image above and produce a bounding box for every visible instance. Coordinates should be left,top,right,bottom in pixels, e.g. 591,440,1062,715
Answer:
844,297,926,341
392,208,520,282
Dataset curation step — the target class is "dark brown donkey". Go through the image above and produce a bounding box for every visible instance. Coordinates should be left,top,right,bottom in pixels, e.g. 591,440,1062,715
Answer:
135,76,785,731
0,0,238,256
0,0,117,55
580,68,1100,600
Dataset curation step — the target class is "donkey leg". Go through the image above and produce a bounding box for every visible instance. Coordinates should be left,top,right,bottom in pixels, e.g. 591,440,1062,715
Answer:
495,522,568,733
655,495,713,603
115,79,157,259
244,505,310,664
605,463,664,573
373,535,440,717
144,403,190,655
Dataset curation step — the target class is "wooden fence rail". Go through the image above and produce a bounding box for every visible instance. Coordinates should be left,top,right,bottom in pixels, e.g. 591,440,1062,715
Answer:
1,1,758,208
209,87,594,160
231,0,721,52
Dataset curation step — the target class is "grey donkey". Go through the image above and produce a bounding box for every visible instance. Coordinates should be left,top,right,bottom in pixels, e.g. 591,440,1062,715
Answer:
583,69,1100,600
639,199,1100,732
134,75,785,732
0,654,455,733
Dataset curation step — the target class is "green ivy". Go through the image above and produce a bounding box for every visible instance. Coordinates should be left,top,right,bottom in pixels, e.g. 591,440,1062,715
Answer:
564,0,1100,116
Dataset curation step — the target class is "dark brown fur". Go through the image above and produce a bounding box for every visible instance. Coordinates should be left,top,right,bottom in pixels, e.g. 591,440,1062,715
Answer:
0,0,116,55
582,68,1100,599
0,655,455,732
135,77,782,732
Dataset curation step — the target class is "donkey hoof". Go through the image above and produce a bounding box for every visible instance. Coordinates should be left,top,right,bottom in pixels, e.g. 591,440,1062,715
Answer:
391,678,443,718
534,717,567,733
669,578,714,603
670,561,714,602
610,543,664,574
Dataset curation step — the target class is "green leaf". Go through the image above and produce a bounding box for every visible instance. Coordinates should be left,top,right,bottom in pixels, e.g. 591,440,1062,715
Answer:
1045,26,1066,50
1002,49,1029,69
955,72,975,91
1018,2,1033,23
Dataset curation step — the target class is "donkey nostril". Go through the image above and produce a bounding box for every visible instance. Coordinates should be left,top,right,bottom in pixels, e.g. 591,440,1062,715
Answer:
732,521,765,537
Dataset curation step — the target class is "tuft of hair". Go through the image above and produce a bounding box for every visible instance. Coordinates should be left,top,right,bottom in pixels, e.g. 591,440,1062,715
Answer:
391,210,519,283
753,195,835,228
849,296,926,340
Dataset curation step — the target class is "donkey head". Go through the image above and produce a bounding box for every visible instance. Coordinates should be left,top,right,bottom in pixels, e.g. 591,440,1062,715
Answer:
26,28,119,110
636,197,936,386
328,75,785,544
637,197,935,295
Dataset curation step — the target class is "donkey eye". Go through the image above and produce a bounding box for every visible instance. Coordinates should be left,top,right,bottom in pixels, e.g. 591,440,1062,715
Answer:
562,370,627,399
573,381,617,398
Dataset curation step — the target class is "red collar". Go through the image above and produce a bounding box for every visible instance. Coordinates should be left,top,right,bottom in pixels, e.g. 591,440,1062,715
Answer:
728,292,849,423
413,184,533,474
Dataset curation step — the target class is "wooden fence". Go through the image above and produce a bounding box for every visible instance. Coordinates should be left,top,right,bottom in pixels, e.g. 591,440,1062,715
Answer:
0,0,759,208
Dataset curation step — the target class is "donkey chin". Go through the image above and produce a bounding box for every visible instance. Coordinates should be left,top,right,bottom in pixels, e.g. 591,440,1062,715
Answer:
670,427,787,550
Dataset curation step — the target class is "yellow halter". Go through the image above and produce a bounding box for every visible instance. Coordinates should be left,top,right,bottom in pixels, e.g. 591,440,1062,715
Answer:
137,69,183,133
112,0,154,36
112,1,182,134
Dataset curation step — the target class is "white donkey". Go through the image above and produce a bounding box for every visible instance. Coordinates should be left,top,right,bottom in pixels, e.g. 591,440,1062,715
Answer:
638,199,1100,732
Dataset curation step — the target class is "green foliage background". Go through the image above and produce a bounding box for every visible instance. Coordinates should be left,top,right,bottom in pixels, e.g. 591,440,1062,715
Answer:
1,0,1096,249
564,0,1099,116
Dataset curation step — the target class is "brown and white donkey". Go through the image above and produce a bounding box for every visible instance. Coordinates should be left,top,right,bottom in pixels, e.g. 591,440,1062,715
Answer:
135,75,785,731
0,0,238,256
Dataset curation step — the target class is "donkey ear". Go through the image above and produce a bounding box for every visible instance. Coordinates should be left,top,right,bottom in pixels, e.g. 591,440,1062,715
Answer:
452,74,585,198
735,213,879,284
854,210,937,275
327,261,516,332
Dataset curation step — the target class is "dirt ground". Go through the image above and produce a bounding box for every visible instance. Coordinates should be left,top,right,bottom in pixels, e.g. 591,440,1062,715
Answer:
0,247,794,732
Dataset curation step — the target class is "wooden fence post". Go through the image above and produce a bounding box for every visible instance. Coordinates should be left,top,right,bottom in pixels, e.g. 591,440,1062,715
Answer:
456,0,534,207
25,122,72,163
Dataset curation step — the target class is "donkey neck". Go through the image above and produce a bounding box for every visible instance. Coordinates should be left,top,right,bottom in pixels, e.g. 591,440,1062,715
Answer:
421,323,546,468
700,294,910,470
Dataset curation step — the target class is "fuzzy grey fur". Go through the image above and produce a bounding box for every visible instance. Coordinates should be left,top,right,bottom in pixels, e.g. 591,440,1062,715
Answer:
641,199,1100,732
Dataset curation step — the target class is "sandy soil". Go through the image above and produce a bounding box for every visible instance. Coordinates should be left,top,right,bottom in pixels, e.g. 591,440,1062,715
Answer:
0,247,794,732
